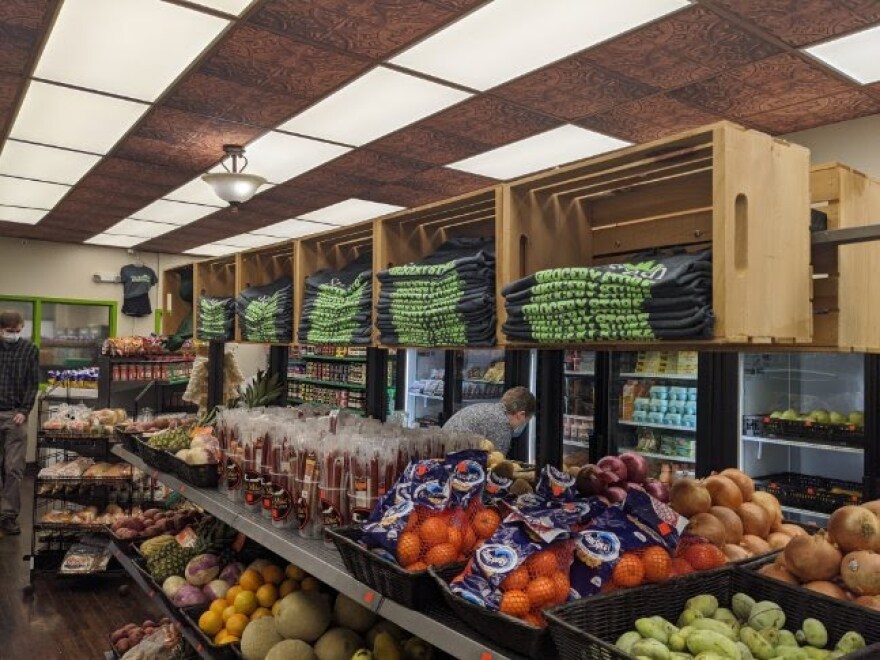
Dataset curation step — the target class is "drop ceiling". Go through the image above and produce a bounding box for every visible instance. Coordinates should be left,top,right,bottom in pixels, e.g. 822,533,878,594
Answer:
0,0,879,255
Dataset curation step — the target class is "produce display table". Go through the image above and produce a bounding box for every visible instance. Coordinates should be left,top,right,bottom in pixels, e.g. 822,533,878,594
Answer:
111,445,527,660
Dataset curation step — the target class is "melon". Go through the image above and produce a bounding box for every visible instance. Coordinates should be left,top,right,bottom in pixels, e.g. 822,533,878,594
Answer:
275,591,332,642
314,627,363,660
241,616,283,660
333,594,378,633
265,639,318,660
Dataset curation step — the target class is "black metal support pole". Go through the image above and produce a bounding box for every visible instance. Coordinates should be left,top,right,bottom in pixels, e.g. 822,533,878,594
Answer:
207,341,225,410
442,350,460,425
864,355,880,501
696,352,739,477
504,349,531,389
591,351,612,464
366,347,389,421
267,345,289,407
394,350,407,411
536,349,564,470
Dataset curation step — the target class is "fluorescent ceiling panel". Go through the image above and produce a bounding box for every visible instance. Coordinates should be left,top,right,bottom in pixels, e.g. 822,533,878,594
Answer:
218,233,286,248
0,205,48,225
165,177,226,208
278,66,470,146
241,132,350,184
0,140,101,185
10,81,148,154
392,0,688,90
448,125,630,179
105,218,178,238
184,242,239,257
299,199,404,226
185,0,255,16
36,0,228,102
0,175,70,209
806,25,880,84
85,233,142,247
249,219,334,238
132,199,218,225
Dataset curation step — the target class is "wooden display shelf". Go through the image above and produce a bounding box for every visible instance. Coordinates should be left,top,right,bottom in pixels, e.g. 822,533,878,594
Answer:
810,162,880,352
373,187,502,346
193,255,237,341
294,222,373,345
160,264,193,336
498,121,812,348
236,240,295,343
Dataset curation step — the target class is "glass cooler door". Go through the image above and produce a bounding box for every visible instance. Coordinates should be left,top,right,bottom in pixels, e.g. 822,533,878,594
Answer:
451,349,505,415
562,350,595,468
404,349,445,427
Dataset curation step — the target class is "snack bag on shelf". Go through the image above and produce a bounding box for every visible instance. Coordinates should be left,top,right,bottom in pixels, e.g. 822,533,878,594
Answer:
622,487,685,551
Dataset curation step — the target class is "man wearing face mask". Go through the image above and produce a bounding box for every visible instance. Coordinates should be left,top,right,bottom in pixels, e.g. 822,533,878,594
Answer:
0,310,38,536
442,386,536,456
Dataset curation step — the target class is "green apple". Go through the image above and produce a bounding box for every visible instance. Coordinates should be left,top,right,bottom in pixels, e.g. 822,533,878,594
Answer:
808,409,830,424
848,411,864,427
781,409,798,421
769,411,782,419
829,411,847,424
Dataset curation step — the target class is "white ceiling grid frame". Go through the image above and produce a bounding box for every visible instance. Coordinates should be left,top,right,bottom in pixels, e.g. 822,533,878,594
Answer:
248,219,337,239
184,242,240,257
391,0,690,91
10,81,149,155
0,140,102,186
132,199,219,225
85,233,143,247
448,124,630,179
806,25,880,84
0,205,49,225
184,0,256,17
277,66,471,146
35,0,229,102
240,132,351,184
216,233,287,249
0,175,71,212
104,218,180,238
298,199,404,226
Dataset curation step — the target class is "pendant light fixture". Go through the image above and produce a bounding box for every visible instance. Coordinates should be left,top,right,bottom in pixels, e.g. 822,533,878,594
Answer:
202,144,266,205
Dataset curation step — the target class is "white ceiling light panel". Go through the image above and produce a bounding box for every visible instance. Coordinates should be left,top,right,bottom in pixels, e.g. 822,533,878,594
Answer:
0,175,70,210
277,66,471,146
391,0,689,90
0,205,48,225
132,199,218,225
105,218,178,238
184,242,240,257
806,25,880,84
241,132,350,185
249,219,335,239
0,140,101,185
448,125,630,179
10,81,148,154
165,176,226,208
299,199,404,226
217,233,286,249
85,233,143,247
184,0,256,16
36,0,228,102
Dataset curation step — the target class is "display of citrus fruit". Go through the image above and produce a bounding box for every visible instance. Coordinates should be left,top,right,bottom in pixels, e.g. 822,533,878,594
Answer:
271,600,284,617
397,531,421,566
472,509,501,538
642,546,672,583
225,585,243,605
209,599,227,616
285,564,306,581
500,566,530,592
256,583,279,608
550,571,571,604
499,590,531,617
233,590,258,615
406,561,428,572
279,578,299,597
261,564,284,585
198,610,223,636
300,576,320,591
424,542,458,567
251,607,272,620
526,550,558,578
526,576,556,609
419,517,449,546
612,553,645,588
226,613,249,638
238,568,264,592
222,605,236,623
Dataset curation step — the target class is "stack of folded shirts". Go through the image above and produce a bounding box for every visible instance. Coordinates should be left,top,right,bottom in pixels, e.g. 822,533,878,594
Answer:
503,249,713,342
197,295,235,341
298,253,373,345
237,276,293,343
376,237,496,346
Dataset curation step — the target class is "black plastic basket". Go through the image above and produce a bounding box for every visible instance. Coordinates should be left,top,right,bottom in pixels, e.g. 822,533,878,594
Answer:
431,567,556,659
115,426,141,455
545,565,880,660
753,471,862,513
169,456,220,489
325,525,465,609
137,438,175,474
743,414,864,446
179,604,243,659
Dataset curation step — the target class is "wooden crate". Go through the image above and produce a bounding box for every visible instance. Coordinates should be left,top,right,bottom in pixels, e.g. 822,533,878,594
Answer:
236,241,295,343
293,222,373,344
160,264,194,336
499,121,812,347
811,162,880,352
193,255,237,341
373,186,502,346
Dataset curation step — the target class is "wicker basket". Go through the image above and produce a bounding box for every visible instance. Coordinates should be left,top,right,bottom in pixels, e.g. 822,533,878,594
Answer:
431,567,556,659
545,565,880,660
137,438,175,474
325,525,465,609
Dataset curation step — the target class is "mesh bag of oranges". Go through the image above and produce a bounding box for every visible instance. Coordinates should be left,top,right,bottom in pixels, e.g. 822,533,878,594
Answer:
673,533,727,572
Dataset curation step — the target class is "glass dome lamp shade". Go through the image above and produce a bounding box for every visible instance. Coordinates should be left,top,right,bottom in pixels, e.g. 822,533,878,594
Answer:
202,144,266,205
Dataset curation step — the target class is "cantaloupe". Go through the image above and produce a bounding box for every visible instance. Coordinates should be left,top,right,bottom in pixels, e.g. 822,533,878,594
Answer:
275,591,332,642
265,639,318,660
314,627,363,660
241,616,283,660
365,621,407,647
333,594,378,633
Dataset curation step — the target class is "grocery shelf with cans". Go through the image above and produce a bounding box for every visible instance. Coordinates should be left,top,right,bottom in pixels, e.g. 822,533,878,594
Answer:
110,445,528,660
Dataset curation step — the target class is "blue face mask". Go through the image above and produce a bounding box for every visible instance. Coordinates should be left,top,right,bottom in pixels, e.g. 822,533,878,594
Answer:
512,420,529,436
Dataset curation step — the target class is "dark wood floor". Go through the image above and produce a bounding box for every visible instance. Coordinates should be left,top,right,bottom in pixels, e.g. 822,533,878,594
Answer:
0,478,158,659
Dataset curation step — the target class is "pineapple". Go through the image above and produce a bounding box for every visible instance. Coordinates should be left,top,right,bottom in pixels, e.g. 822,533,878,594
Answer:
236,369,283,409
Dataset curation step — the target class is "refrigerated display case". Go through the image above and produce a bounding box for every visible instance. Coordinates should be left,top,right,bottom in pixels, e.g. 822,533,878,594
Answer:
739,352,865,526
562,350,595,467
451,349,505,414
404,349,445,427
609,351,699,480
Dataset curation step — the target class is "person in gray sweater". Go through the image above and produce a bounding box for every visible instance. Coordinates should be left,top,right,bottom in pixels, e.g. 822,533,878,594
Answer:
442,386,536,455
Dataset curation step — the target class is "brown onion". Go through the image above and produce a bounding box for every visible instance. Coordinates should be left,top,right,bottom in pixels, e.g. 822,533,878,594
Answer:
779,523,808,538
724,544,751,562
670,479,712,517
751,491,783,531
861,500,880,519
828,505,880,553
740,535,772,556
738,502,771,538
704,475,743,510
710,506,744,545
720,468,755,502
784,531,842,582
767,532,793,550
804,580,848,600
841,550,880,596
855,595,880,611
686,512,727,547
759,562,798,584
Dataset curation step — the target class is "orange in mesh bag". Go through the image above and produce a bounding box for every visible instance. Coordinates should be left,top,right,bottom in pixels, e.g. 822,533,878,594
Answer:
397,503,502,570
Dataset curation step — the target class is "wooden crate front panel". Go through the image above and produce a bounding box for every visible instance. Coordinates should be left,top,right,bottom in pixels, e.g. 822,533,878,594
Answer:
160,266,193,336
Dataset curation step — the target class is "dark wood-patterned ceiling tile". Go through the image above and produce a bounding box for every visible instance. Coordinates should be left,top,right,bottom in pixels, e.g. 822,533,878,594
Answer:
726,53,853,99
710,0,876,47
617,95,725,136
0,0,55,75
76,173,171,204
747,89,880,135
86,157,191,189
428,0,486,9
492,54,657,121
255,184,344,217
583,5,779,90
248,0,460,60
400,167,496,196
370,124,488,166
366,181,438,208
575,112,667,145
164,73,312,128
325,149,431,183
0,73,23,137
41,200,125,224
47,187,145,217
284,168,376,198
424,96,561,147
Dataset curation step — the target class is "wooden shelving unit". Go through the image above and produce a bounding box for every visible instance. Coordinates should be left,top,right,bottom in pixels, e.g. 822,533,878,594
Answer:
236,240,295,343
193,255,237,341
160,264,193,336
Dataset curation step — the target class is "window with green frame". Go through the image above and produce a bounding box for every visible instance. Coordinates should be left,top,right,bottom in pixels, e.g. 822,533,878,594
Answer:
0,295,117,383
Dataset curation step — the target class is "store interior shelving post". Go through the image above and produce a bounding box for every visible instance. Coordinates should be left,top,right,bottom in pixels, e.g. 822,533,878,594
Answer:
236,240,295,343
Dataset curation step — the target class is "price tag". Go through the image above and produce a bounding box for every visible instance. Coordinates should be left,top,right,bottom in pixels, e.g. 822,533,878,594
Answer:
196,644,204,652
480,653,493,660
362,590,375,605
179,484,186,494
